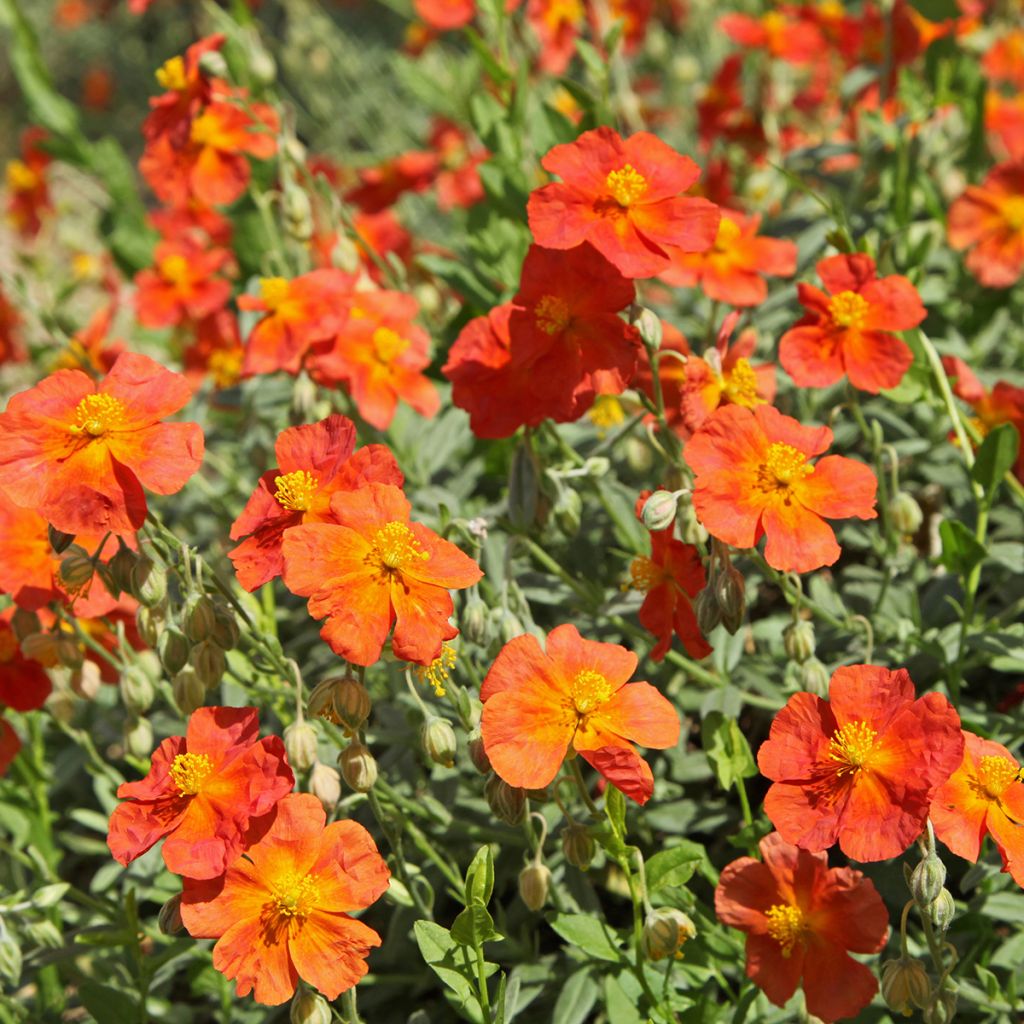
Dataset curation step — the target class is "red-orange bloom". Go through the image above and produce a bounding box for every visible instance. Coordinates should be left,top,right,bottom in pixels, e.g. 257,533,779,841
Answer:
0,719,20,777
0,613,51,712
527,127,720,278
107,706,294,879
779,254,925,393
715,832,889,1023
758,665,963,861
345,151,439,214
134,236,232,329
143,35,226,148
631,321,692,436
429,117,487,211
0,286,24,366
480,623,680,804
686,404,877,573
983,29,1024,89
282,483,482,666
660,209,797,306
719,11,825,63
182,309,245,391
947,161,1024,288
230,414,403,592
5,127,52,239
180,792,389,1006
931,731,1024,887
413,0,475,29
0,352,204,537
526,0,585,75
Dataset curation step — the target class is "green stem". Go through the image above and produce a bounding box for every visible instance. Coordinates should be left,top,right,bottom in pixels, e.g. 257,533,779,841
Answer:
568,757,600,818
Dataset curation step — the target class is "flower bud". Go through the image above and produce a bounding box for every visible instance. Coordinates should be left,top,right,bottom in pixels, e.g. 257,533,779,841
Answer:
468,732,491,774
632,307,663,350
641,490,678,532
518,862,551,911
460,595,489,647
508,443,540,531
48,524,75,555
130,557,167,608
676,498,707,545
197,49,229,80
923,990,958,1024
284,719,319,772
158,628,191,676
309,675,371,731
71,661,103,700
783,619,816,664
889,491,923,536
484,774,526,826
310,762,341,810
58,546,95,591
422,717,457,768
119,665,155,714
694,587,722,636
339,741,378,792
799,656,830,698
210,605,240,650
283,186,314,242
108,546,138,596
881,956,932,1016
55,635,84,670
641,908,697,961
561,822,595,870
910,852,947,907
928,889,955,932
158,894,183,936
135,604,164,647
191,640,226,689
290,990,331,1024
715,564,746,634
124,716,154,759
172,668,205,715
248,46,276,86
184,595,217,644
553,486,582,537
625,436,654,474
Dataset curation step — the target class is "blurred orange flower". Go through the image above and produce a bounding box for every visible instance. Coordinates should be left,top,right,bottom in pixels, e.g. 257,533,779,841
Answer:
133,236,232,329
5,127,52,239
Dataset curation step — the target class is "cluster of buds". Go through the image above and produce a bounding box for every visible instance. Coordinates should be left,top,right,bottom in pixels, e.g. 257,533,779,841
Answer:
308,674,371,733
696,541,745,635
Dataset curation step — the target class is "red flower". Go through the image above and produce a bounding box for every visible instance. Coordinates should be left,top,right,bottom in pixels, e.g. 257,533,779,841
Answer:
527,127,720,278
281,482,482,666
931,731,1024,887
697,57,766,153
143,35,226,148
229,414,403,592
631,321,692,436
0,614,52,712
779,254,926,393
0,285,24,366
345,151,439,213
0,352,204,536
715,832,889,1023
5,127,52,239
526,0,585,75
982,29,1024,89
481,623,680,804
134,236,232,329
0,719,20,777
183,309,245,391
107,706,294,879
429,118,487,211
758,665,963,861
413,0,475,29
718,11,825,63
180,793,389,1006
685,404,877,573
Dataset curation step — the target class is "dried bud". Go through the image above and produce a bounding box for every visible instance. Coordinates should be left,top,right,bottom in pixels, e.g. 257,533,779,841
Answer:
508,443,540,531
641,490,678,532
284,719,319,772
309,675,371,731
290,990,331,1024
158,628,190,676
310,762,341,810
124,716,154,759
184,595,217,644
923,990,958,1024
47,524,75,555
108,546,138,596
421,717,457,768
881,957,932,1016
889,491,923,537
928,888,955,932
71,661,103,700
561,822,595,870
694,587,722,636
468,732,491,774
632,307,663,350
910,852,947,907
339,741,378,793
119,665,155,714
715,564,746,634
783,619,816,664
158,894,184,937
799,656,830,697
484,774,526,826
210,605,240,650
518,862,551,911
130,557,167,608
59,546,95,590
641,908,697,961
172,668,205,715
55,635,84,670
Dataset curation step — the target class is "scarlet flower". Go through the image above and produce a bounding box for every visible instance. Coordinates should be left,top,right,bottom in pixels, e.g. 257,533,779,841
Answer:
715,832,889,1023
281,482,482,666
758,664,963,861
134,236,232,329
143,35,226,148
57,303,125,377
718,10,825,63
931,731,1024,886
0,352,203,537
182,309,245,391
986,91,1024,163
0,719,19,778
149,200,233,248
239,270,354,377
631,321,692,435
948,161,1024,288
413,0,475,29
0,614,51,712
345,151,439,214
526,0,585,75
5,127,52,239
0,286,24,366
180,792,389,1005
480,623,680,803
660,209,797,306
779,254,925,393
527,127,720,278
229,414,403,592
107,706,294,878
429,118,487,211
686,404,877,573
982,29,1024,89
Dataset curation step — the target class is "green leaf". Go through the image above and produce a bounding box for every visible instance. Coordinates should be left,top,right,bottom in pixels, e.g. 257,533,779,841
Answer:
604,783,626,839
548,913,623,963
603,973,644,1024
552,968,599,1024
78,982,138,1022
451,904,501,947
938,519,986,577
414,920,485,1021
464,844,495,907
701,712,757,790
971,423,1020,504
644,841,706,893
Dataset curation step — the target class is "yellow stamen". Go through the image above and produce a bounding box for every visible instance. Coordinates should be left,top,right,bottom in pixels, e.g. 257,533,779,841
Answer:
155,55,187,92
828,290,871,330
371,521,429,572
544,0,583,26
69,393,126,438
588,395,625,434
722,357,761,408
207,347,244,389
168,752,214,796
259,276,289,311
757,441,813,492
6,159,39,194
1001,196,1024,232
273,470,318,512
189,110,222,147
605,164,648,207
829,720,878,776
569,669,613,716
628,556,665,593
713,217,743,250
415,642,458,698
270,872,320,920
977,755,1020,799
159,254,191,286
534,294,571,336
765,903,804,957
372,327,410,363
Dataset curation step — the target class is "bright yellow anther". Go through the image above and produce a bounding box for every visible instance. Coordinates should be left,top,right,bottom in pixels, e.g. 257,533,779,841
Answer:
274,470,318,512
371,521,429,572
978,755,1020,799
829,720,878,776
1002,196,1024,232
155,55,187,92
628,556,665,593
757,441,813,491
605,164,648,207
569,669,613,716
765,903,805,957
828,290,871,330
415,643,458,698
271,873,320,920
723,358,761,408
159,254,191,285
372,327,410,363
534,295,571,336
713,216,743,250
168,752,214,796
5,159,39,193
259,277,289,311
69,394,126,438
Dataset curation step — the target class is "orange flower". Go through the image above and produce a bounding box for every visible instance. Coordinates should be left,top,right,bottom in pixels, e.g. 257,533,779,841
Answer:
0,351,204,537
143,35,226,148
948,160,1024,288
685,404,877,573
758,665,963,861
5,127,52,239
182,310,245,391
931,731,1024,887
982,29,1024,89
58,303,125,377
779,254,926,393
133,236,232,329
107,706,294,879
281,482,482,666
715,832,889,1023
631,321,692,436
526,0,585,75
527,127,720,278
229,414,403,592
660,209,797,306
480,623,680,804
718,11,825,64
430,117,487,211
0,613,51,712
180,793,389,1006
413,0,476,29
345,151,439,214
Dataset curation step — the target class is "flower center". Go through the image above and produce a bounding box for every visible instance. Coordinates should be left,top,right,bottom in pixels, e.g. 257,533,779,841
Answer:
589,395,625,433
605,164,648,207
757,441,813,492
977,754,1020,799
765,903,804,958
534,295,571,336
372,327,410,363
208,347,244,389
168,752,214,796
159,254,191,286
713,216,742,251
6,159,39,193
274,470,318,512
270,872,320,920
371,521,429,572
722,358,761,408
189,110,224,147
415,642,458,698
629,556,666,593
69,393,126,437
259,276,289,311
1002,196,1024,232
829,720,877,776
569,669,613,716
544,0,583,26
155,55,187,92
0,629,17,663
827,290,871,330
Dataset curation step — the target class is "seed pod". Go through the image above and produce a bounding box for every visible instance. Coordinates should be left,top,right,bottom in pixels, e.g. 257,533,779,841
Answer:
158,894,184,937
881,957,931,1016
55,635,84,670
641,908,697,961
910,852,947,907
889,491,924,536
715,564,746,634
10,608,40,643
184,595,217,644
339,742,378,793
422,717,457,768
799,656,830,698
59,546,95,591
694,587,722,636
124,716,154,759
120,665,155,714
641,490,678,532
130,557,167,608
553,486,582,537
108,546,138,596
467,732,491,774
310,762,341,810
158,628,191,676
923,990,958,1024
47,524,75,555
284,719,319,772
210,605,240,650
71,661,103,700
518,862,551,911
172,668,205,715
632,307,663,349
561,822,596,870
783,619,816,664
290,990,331,1024
507,443,540,531
928,889,955,933
135,604,163,648
484,774,526,826
309,675,371,731
192,640,226,690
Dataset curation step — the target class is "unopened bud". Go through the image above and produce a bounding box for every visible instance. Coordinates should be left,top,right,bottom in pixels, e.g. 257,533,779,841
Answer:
119,665,155,714
460,596,489,646
210,605,239,650
632,307,663,350
71,660,103,700
172,668,205,715
799,656,830,697
641,490,678,532
48,524,75,555
715,565,746,634
694,587,722,636
422,717,457,768
923,990,958,1024
191,640,225,689
641,908,697,961
248,46,276,86
783,619,816,664
310,762,341,810
309,675,371,731
130,557,167,608
484,774,526,826
339,741,378,792
10,608,40,643
518,862,551,911
561,822,595,870
158,894,183,936
881,957,932,1016
59,546,95,590
468,732,491,774
889,491,923,536
108,546,138,596
55,635,84,670
910,852,947,907
197,50,228,80
283,186,313,242
676,498,707,545
124,716,154,759
553,486,582,537
290,990,331,1024
135,604,163,648
158,628,190,676
928,888,955,932
508,444,540,531
184,595,217,643
284,719,319,772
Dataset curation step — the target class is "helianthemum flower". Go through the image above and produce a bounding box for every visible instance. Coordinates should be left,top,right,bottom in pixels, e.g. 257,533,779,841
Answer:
757,665,963,861
133,236,232,329
778,253,926,393
527,126,720,278
180,793,390,1006
281,482,482,666
715,832,889,1023
685,404,877,573
5,127,52,239
0,614,51,713
0,351,204,536
931,731,1024,887
480,623,680,803
107,706,294,878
